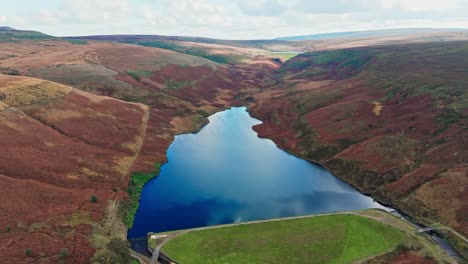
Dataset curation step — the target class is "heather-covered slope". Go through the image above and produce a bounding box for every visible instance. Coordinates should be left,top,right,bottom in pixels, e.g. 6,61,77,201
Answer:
66,34,302,56
0,74,149,263
249,41,468,255
0,39,259,263
0,28,54,42
0,32,467,262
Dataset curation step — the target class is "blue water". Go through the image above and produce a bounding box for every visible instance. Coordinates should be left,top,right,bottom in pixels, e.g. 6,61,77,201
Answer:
128,107,386,240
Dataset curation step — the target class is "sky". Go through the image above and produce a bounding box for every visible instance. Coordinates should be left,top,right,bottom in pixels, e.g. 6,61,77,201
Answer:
1,0,468,39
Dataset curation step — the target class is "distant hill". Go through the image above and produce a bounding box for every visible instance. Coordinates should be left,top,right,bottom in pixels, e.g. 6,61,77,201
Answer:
66,34,294,51
65,34,304,62
276,28,468,41
0,27,53,41
0,26,16,31
67,28,468,55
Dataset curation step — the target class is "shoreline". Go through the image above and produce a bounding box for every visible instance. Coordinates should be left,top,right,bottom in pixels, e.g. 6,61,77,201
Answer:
244,106,462,259
125,105,461,260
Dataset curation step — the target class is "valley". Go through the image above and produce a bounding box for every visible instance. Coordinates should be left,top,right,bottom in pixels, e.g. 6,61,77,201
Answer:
0,27,466,263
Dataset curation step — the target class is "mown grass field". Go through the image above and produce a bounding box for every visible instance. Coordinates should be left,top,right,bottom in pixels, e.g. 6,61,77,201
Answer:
162,214,406,264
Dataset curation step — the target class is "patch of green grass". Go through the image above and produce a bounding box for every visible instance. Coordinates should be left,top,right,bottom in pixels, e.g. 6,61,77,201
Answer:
202,54,232,64
127,70,152,81
59,248,68,258
147,233,158,250
292,116,313,137
135,40,239,64
278,49,372,80
361,42,468,113
179,48,236,64
196,109,209,117
65,39,88,45
0,30,53,42
191,114,207,129
137,40,180,50
433,108,465,135
164,79,197,90
270,52,301,61
120,163,161,228
162,214,406,264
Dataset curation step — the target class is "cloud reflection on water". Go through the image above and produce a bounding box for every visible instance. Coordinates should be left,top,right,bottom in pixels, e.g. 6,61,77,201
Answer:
128,107,385,239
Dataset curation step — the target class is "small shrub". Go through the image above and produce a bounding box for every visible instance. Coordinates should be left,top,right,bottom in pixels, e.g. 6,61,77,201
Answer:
25,248,32,257
59,248,68,258
6,68,20,75
92,238,131,264
127,71,140,81
5,226,10,232
196,109,209,117
90,195,97,203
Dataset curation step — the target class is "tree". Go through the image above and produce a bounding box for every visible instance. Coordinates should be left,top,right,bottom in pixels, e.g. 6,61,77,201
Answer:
90,195,98,203
25,248,32,257
107,238,131,262
91,238,131,264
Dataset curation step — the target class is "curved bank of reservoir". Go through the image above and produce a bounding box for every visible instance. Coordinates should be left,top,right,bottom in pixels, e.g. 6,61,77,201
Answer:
128,107,386,243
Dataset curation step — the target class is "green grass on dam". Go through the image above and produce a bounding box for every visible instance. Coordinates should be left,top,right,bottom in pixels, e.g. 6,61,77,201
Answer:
162,214,406,264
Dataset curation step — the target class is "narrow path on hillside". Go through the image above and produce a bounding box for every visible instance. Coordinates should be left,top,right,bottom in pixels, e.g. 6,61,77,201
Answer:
111,104,150,238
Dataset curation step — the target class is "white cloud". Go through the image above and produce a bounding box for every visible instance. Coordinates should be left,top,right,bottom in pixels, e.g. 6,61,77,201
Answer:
236,0,285,16
2,0,468,38
142,5,157,25
34,10,61,25
61,0,132,22
1,15,26,28
379,0,460,11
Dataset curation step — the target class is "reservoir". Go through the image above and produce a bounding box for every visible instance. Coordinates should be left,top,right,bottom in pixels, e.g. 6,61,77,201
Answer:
128,107,386,241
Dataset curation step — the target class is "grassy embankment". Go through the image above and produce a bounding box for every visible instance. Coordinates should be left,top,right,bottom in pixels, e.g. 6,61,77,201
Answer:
120,163,161,228
162,214,406,264
133,40,243,64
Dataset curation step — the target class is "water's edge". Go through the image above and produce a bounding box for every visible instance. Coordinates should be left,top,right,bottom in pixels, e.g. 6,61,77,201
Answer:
245,107,461,259
126,106,460,259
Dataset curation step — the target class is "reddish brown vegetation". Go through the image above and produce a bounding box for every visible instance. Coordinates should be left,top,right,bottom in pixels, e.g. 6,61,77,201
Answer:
0,38,262,262
386,164,442,195
250,42,468,249
386,251,437,264
0,35,467,263
0,75,148,263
